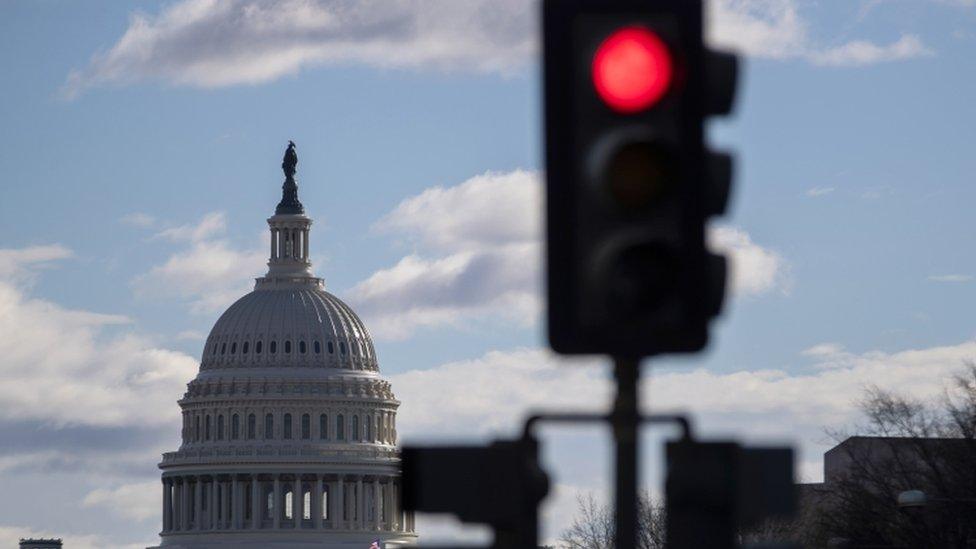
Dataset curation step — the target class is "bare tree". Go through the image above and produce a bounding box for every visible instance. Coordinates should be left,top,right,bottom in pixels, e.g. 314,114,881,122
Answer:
559,491,665,549
799,364,976,548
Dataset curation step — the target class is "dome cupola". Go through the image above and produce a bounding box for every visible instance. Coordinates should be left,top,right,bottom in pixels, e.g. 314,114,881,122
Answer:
199,142,379,376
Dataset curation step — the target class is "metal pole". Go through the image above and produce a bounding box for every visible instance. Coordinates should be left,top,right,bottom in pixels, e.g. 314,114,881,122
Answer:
613,356,640,549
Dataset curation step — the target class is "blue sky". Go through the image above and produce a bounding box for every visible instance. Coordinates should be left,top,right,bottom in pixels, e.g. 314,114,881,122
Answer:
1,0,976,546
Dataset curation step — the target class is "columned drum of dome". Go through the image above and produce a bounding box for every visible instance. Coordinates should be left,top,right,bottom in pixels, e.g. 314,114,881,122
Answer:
151,144,417,549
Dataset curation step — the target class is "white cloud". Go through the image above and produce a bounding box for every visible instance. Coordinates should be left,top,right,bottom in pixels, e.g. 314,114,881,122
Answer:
351,170,786,339
155,211,228,242
802,342,846,358
709,226,789,296
62,0,534,98
133,211,266,314
809,34,934,66
350,170,540,339
376,170,539,251
394,339,976,480
120,212,156,228
176,329,207,340
82,480,159,522
0,245,73,284
708,0,808,59
806,186,835,197
0,246,197,429
63,0,933,97
708,2,933,66
928,274,973,283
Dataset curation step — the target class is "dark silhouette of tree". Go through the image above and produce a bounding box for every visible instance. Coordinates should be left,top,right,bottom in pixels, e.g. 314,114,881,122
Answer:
559,492,664,549
797,364,976,548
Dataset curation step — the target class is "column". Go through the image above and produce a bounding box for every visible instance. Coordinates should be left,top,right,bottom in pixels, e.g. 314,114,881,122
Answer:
271,228,278,259
303,229,309,260
334,476,344,530
181,478,190,531
217,480,230,530
383,478,392,530
313,475,323,529
273,475,281,529
232,476,241,529
207,477,215,529
373,478,382,530
162,478,172,532
356,477,364,529
189,477,203,530
294,475,302,528
172,479,181,531
251,475,261,529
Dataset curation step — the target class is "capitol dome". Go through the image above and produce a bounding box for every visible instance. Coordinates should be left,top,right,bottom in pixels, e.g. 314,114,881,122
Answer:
201,286,379,374
151,143,416,549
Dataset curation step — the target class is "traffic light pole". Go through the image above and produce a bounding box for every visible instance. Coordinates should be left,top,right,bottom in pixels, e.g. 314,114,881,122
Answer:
613,356,640,549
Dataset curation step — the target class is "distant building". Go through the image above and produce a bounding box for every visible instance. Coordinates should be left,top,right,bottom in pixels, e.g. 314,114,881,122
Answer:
150,144,417,548
19,540,62,549
795,436,975,547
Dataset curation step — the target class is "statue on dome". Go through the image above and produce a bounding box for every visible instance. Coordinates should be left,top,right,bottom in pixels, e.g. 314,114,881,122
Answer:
282,140,298,178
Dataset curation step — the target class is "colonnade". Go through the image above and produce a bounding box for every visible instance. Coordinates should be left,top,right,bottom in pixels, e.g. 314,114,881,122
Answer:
269,226,310,262
161,473,414,534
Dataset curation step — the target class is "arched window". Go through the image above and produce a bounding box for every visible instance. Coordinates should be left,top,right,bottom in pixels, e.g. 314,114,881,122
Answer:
328,341,335,354
322,486,329,519
303,490,312,520
283,413,292,439
352,415,360,441
232,414,240,440
256,341,263,354
337,414,345,440
230,342,236,354
365,414,371,441
340,342,347,355
285,340,292,354
284,488,294,520
265,489,274,519
221,342,227,355
243,341,249,354
319,414,328,439
217,414,225,440
205,415,212,440
299,340,306,354
377,415,383,442
195,416,201,441
248,414,256,439
302,413,310,439
270,341,277,354
314,341,321,354
212,343,217,356
265,413,274,439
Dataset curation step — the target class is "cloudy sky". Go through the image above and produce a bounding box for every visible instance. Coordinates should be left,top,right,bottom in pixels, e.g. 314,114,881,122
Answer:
2,0,976,546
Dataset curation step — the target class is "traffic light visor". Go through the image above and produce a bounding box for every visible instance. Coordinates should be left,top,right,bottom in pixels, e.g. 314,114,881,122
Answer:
592,26,673,113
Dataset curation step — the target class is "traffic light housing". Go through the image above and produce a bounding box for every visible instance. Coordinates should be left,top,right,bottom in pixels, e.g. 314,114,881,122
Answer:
666,441,796,548
544,0,738,356
401,438,550,548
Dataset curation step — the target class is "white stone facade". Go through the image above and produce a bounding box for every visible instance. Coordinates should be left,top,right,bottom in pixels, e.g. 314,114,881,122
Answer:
152,156,416,548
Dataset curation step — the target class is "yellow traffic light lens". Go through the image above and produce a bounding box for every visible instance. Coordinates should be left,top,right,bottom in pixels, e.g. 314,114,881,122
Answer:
605,141,676,209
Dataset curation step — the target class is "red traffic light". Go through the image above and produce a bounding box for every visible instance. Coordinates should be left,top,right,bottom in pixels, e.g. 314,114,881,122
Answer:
592,26,673,113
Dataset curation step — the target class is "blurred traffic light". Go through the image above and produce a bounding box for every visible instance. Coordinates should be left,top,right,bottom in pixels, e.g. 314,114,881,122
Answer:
544,0,738,356
401,437,549,548
666,441,796,549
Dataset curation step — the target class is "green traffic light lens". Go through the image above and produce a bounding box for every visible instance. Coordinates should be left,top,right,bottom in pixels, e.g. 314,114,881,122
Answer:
605,141,677,210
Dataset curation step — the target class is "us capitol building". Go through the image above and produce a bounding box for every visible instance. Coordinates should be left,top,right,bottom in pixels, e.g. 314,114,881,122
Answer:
151,143,417,548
